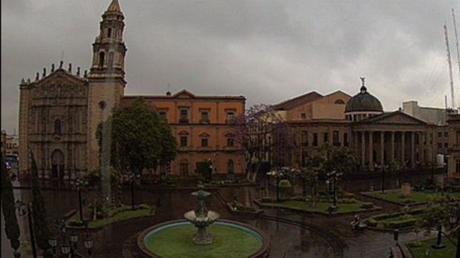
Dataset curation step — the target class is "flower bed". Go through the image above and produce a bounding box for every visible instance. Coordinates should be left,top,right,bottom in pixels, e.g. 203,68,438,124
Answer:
66,204,155,230
255,197,380,215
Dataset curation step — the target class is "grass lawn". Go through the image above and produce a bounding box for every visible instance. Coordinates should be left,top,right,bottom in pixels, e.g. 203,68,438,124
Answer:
67,205,155,229
144,223,262,258
366,191,460,205
258,200,374,214
408,238,456,258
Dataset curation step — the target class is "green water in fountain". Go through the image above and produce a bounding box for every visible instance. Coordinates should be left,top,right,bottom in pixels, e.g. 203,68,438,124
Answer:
144,221,263,258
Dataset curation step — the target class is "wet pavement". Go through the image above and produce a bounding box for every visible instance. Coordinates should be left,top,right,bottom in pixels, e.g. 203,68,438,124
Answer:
1,173,444,258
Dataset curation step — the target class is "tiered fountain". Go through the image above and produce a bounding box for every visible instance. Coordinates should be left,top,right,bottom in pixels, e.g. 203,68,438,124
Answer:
137,186,270,258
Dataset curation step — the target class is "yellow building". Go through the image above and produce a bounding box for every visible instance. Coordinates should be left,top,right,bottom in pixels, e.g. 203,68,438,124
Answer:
121,90,246,176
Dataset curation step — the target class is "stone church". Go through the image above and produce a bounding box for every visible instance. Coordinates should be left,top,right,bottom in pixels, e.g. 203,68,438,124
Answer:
18,0,246,180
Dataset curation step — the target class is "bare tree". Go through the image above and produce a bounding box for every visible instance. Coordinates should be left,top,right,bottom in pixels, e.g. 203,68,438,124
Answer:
234,104,295,180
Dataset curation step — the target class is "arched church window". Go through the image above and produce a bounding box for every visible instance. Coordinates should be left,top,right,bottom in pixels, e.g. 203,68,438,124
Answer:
108,52,114,68
227,159,235,174
107,28,112,38
99,101,106,110
54,119,62,135
99,52,105,67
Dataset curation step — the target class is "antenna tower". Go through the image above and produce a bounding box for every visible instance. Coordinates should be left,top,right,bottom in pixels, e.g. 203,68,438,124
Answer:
444,24,456,108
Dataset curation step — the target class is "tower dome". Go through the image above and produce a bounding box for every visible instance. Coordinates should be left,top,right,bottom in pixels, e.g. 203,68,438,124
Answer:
345,77,383,121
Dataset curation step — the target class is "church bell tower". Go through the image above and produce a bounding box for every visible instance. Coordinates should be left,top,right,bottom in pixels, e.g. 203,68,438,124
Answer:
87,0,127,171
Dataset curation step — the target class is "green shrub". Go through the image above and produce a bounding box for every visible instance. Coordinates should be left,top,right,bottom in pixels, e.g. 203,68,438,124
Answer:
341,198,357,204
360,202,374,209
278,179,292,188
343,192,355,199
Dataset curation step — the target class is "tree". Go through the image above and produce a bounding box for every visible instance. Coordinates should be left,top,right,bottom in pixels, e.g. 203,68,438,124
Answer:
1,153,20,253
31,152,51,251
97,98,177,175
312,145,356,176
234,104,293,178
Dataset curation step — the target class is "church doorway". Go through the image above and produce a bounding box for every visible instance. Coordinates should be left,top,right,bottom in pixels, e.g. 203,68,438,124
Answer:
51,150,65,180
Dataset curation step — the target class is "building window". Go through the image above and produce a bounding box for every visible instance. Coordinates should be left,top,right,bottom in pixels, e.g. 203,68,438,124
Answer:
333,131,340,146
227,159,235,174
200,111,210,124
54,119,62,135
344,133,349,146
445,142,449,148
201,138,209,147
457,160,460,174
438,132,442,138
444,132,448,138
99,52,105,67
301,113,306,119
227,137,234,147
313,133,318,146
226,111,236,124
180,136,188,147
159,111,168,122
180,159,189,176
301,131,308,146
107,28,112,38
430,133,433,144
457,130,460,145
179,109,189,124
438,143,443,149
334,99,345,104
323,132,329,144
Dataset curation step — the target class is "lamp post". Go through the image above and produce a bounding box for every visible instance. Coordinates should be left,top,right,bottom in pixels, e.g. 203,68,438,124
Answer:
326,170,342,212
71,177,88,222
375,164,388,194
129,173,140,210
267,169,283,202
49,219,94,258
431,224,446,249
15,201,37,258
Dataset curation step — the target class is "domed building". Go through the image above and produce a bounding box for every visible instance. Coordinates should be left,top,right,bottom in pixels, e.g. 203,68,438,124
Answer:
345,78,383,121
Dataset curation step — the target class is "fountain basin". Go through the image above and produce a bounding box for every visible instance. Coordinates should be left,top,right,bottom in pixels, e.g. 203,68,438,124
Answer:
138,219,270,258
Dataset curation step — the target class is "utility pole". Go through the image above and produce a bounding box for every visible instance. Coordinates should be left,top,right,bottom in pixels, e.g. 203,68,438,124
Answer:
444,24,456,109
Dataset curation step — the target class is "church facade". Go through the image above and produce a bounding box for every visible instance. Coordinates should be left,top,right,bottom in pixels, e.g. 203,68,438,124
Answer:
18,0,246,179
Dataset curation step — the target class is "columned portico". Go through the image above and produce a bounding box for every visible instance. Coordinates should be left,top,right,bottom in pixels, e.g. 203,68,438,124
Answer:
351,111,432,172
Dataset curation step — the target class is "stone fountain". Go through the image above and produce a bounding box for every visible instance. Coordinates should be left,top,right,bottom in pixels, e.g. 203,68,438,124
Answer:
184,186,220,245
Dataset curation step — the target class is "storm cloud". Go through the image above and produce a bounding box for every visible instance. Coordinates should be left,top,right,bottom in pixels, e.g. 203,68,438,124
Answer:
2,0,460,133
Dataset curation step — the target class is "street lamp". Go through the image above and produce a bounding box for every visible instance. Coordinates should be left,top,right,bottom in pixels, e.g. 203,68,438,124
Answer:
71,177,88,222
49,219,94,258
129,173,140,210
267,169,283,202
326,170,342,213
15,201,37,258
431,224,445,249
375,163,388,194
84,238,94,257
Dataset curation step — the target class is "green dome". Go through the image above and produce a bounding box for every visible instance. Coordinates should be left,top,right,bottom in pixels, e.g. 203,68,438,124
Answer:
345,86,383,113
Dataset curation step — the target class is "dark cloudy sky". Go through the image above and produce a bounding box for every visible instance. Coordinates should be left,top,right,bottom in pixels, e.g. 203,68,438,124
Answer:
2,0,460,133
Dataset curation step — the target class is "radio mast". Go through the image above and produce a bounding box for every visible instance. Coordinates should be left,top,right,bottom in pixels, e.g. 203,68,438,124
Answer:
444,24,456,108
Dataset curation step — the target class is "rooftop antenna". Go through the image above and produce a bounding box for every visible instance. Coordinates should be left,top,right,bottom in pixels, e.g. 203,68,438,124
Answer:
452,8,460,108
445,95,448,110
444,24,456,108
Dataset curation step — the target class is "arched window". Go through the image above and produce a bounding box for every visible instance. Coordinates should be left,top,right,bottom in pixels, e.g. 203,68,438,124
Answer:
108,52,114,68
227,159,235,174
54,119,62,135
335,99,345,104
99,52,105,67
107,28,112,38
